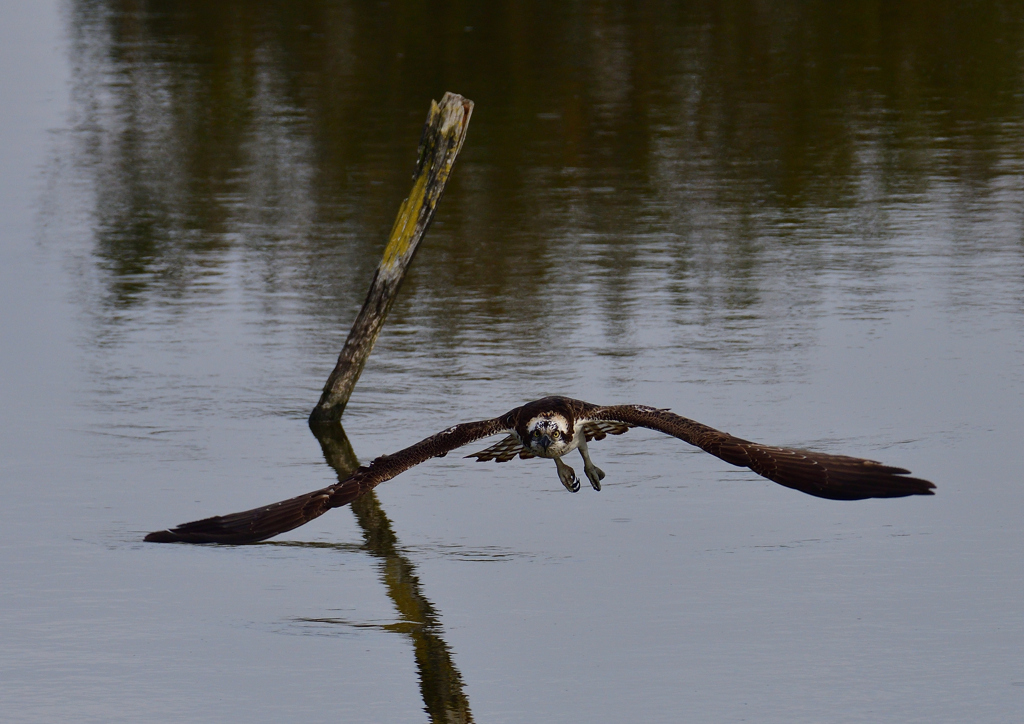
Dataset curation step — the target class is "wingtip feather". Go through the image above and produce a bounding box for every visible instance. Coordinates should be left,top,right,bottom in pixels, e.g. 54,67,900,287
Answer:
144,529,182,543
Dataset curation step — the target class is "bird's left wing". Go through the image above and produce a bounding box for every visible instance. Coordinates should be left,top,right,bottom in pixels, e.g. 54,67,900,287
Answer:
582,404,935,501
145,416,512,544
581,419,633,441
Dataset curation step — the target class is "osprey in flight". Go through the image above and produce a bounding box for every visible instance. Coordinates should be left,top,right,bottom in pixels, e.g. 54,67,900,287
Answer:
145,396,935,544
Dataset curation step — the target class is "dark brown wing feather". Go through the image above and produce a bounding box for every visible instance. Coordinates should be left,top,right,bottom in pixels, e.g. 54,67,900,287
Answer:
143,488,336,544
585,404,935,500
466,434,536,463
582,420,633,442
145,416,511,544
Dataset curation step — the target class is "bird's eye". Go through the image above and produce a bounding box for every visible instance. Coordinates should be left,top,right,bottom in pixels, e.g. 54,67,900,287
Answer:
532,430,540,438
551,430,560,439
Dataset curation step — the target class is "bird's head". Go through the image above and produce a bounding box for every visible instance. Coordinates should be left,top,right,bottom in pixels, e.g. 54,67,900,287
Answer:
524,414,574,458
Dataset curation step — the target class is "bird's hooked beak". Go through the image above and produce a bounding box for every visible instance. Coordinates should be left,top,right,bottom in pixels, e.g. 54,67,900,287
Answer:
538,434,552,450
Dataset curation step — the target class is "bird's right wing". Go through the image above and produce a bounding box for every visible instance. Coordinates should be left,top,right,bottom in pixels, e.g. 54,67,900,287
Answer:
143,487,337,545
466,434,536,462
145,416,512,544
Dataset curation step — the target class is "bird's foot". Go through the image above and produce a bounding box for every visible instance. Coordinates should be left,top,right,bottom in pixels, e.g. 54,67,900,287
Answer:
584,464,605,492
557,463,580,493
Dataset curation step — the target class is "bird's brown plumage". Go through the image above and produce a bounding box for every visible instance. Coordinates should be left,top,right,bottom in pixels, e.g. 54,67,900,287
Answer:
145,396,934,544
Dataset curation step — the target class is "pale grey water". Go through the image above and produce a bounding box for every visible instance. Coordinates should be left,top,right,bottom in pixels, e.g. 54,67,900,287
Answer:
3,1,1024,722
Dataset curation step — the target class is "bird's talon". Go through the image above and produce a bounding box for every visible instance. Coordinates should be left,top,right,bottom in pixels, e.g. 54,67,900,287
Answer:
557,463,580,493
585,465,604,491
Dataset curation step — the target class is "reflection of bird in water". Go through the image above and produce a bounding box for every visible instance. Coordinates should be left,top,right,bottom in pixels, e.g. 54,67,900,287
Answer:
145,396,935,545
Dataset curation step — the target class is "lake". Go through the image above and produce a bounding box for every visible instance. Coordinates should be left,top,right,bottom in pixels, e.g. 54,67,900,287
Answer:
2,2,1023,722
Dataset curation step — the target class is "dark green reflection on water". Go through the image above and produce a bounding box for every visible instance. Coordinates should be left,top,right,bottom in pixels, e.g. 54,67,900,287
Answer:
305,422,473,723
67,0,1024,320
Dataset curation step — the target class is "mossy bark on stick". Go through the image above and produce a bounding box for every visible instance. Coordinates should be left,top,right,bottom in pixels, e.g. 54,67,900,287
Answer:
309,92,474,423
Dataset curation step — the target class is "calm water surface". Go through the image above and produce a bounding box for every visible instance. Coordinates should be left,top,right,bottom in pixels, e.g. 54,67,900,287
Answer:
3,2,1024,722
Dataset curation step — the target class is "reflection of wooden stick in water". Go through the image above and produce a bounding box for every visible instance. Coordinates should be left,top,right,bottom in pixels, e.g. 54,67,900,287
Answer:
311,422,474,724
310,92,474,423
309,95,475,723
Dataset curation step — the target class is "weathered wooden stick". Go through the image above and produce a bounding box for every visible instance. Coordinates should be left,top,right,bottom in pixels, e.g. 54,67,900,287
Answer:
307,96,476,717
309,92,474,423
